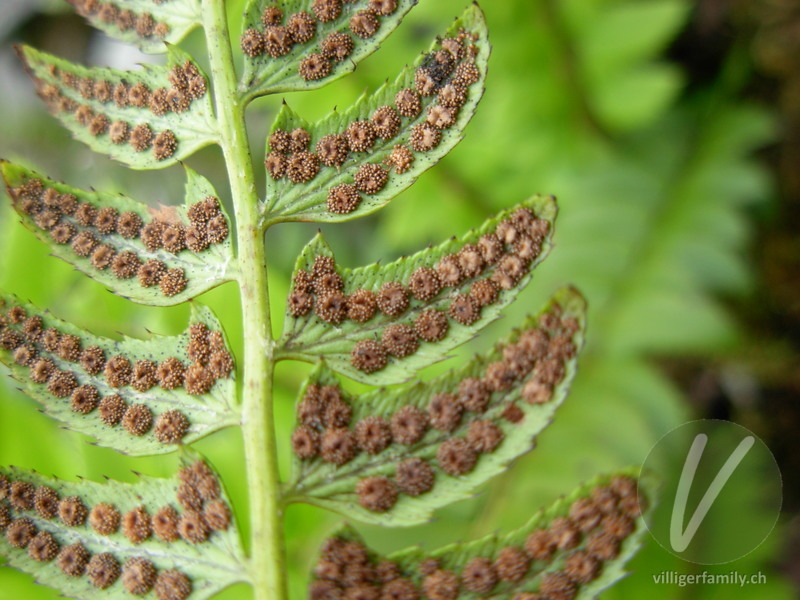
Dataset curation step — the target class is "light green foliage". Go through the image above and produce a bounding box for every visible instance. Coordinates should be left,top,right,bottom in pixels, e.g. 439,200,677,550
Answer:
17,45,217,170
262,4,487,224
0,453,247,599
278,196,555,384
240,0,418,99
2,163,235,306
0,296,239,455
285,287,585,526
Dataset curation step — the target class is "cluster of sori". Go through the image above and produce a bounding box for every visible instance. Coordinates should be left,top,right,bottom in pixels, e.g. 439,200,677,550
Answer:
242,0,399,80
0,300,234,445
30,60,208,161
0,460,231,599
65,0,172,40
290,305,578,513
264,30,481,217
287,206,550,374
7,177,228,298
308,477,642,600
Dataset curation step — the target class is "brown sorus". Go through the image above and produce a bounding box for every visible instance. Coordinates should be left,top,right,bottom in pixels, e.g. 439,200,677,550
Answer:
123,505,152,544
320,427,357,465
382,324,419,358
123,557,157,595
395,457,435,496
28,530,60,562
47,370,79,398
355,415,392,454
98,394,126,426
10,480,36,511
154,570,193,600
428,393,462,432
422,569,459,600
58,495,88,527
390,405,428,444
347,289,377,322
457,378,491,413
351,339,388,373
414,309,448,342
122,403,153,436
494,546,529,583
6,517,36,548
312,0,342,22
57,542,90,577
466,420,504,453
154,410,190,444
353,163,389,196
153,505,181,542
462,557,497,594
34,485,60,519
524,528,555,562
299,53,331,81
179,509,209,544
287,11,316,44
377,281,409,316
350,10,379,38
437,438,477,476
87,553,121,589
89,502,121,535
356,476,398,512
157,357,185,389
321,31,354,61
71,384,100,414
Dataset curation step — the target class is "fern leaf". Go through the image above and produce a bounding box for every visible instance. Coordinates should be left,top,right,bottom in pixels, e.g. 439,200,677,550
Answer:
277,196,556,385
308,470,653,600
1,162,234,306
0,295,238,456
0,453,246,600
16,45,216,170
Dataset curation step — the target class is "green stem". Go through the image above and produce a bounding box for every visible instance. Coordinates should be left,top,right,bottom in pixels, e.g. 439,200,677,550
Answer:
202,3,286,600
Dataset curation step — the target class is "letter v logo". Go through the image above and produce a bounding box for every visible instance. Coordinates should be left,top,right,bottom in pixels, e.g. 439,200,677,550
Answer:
669,433,755,553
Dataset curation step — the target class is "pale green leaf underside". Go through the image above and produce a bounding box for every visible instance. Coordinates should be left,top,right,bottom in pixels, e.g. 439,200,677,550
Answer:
285,287,586,526
240,0,418,100
320,470,655,599
0,452,247,600
0,295,239,456
261,3,488,224
2,162,235,307
18,45,217,170
277,196,557,385
66,0,202,55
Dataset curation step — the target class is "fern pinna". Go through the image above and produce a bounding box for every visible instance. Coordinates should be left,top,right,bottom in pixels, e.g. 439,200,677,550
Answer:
1,1,652,599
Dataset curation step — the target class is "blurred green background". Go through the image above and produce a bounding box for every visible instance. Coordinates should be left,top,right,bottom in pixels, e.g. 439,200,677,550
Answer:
1,0,799,598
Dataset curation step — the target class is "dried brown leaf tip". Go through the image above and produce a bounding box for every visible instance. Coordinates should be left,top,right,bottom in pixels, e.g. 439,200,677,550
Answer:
266,32,482,217
66,0,171,41
309,478,641,598
0,298,234,446
6,174,228,298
